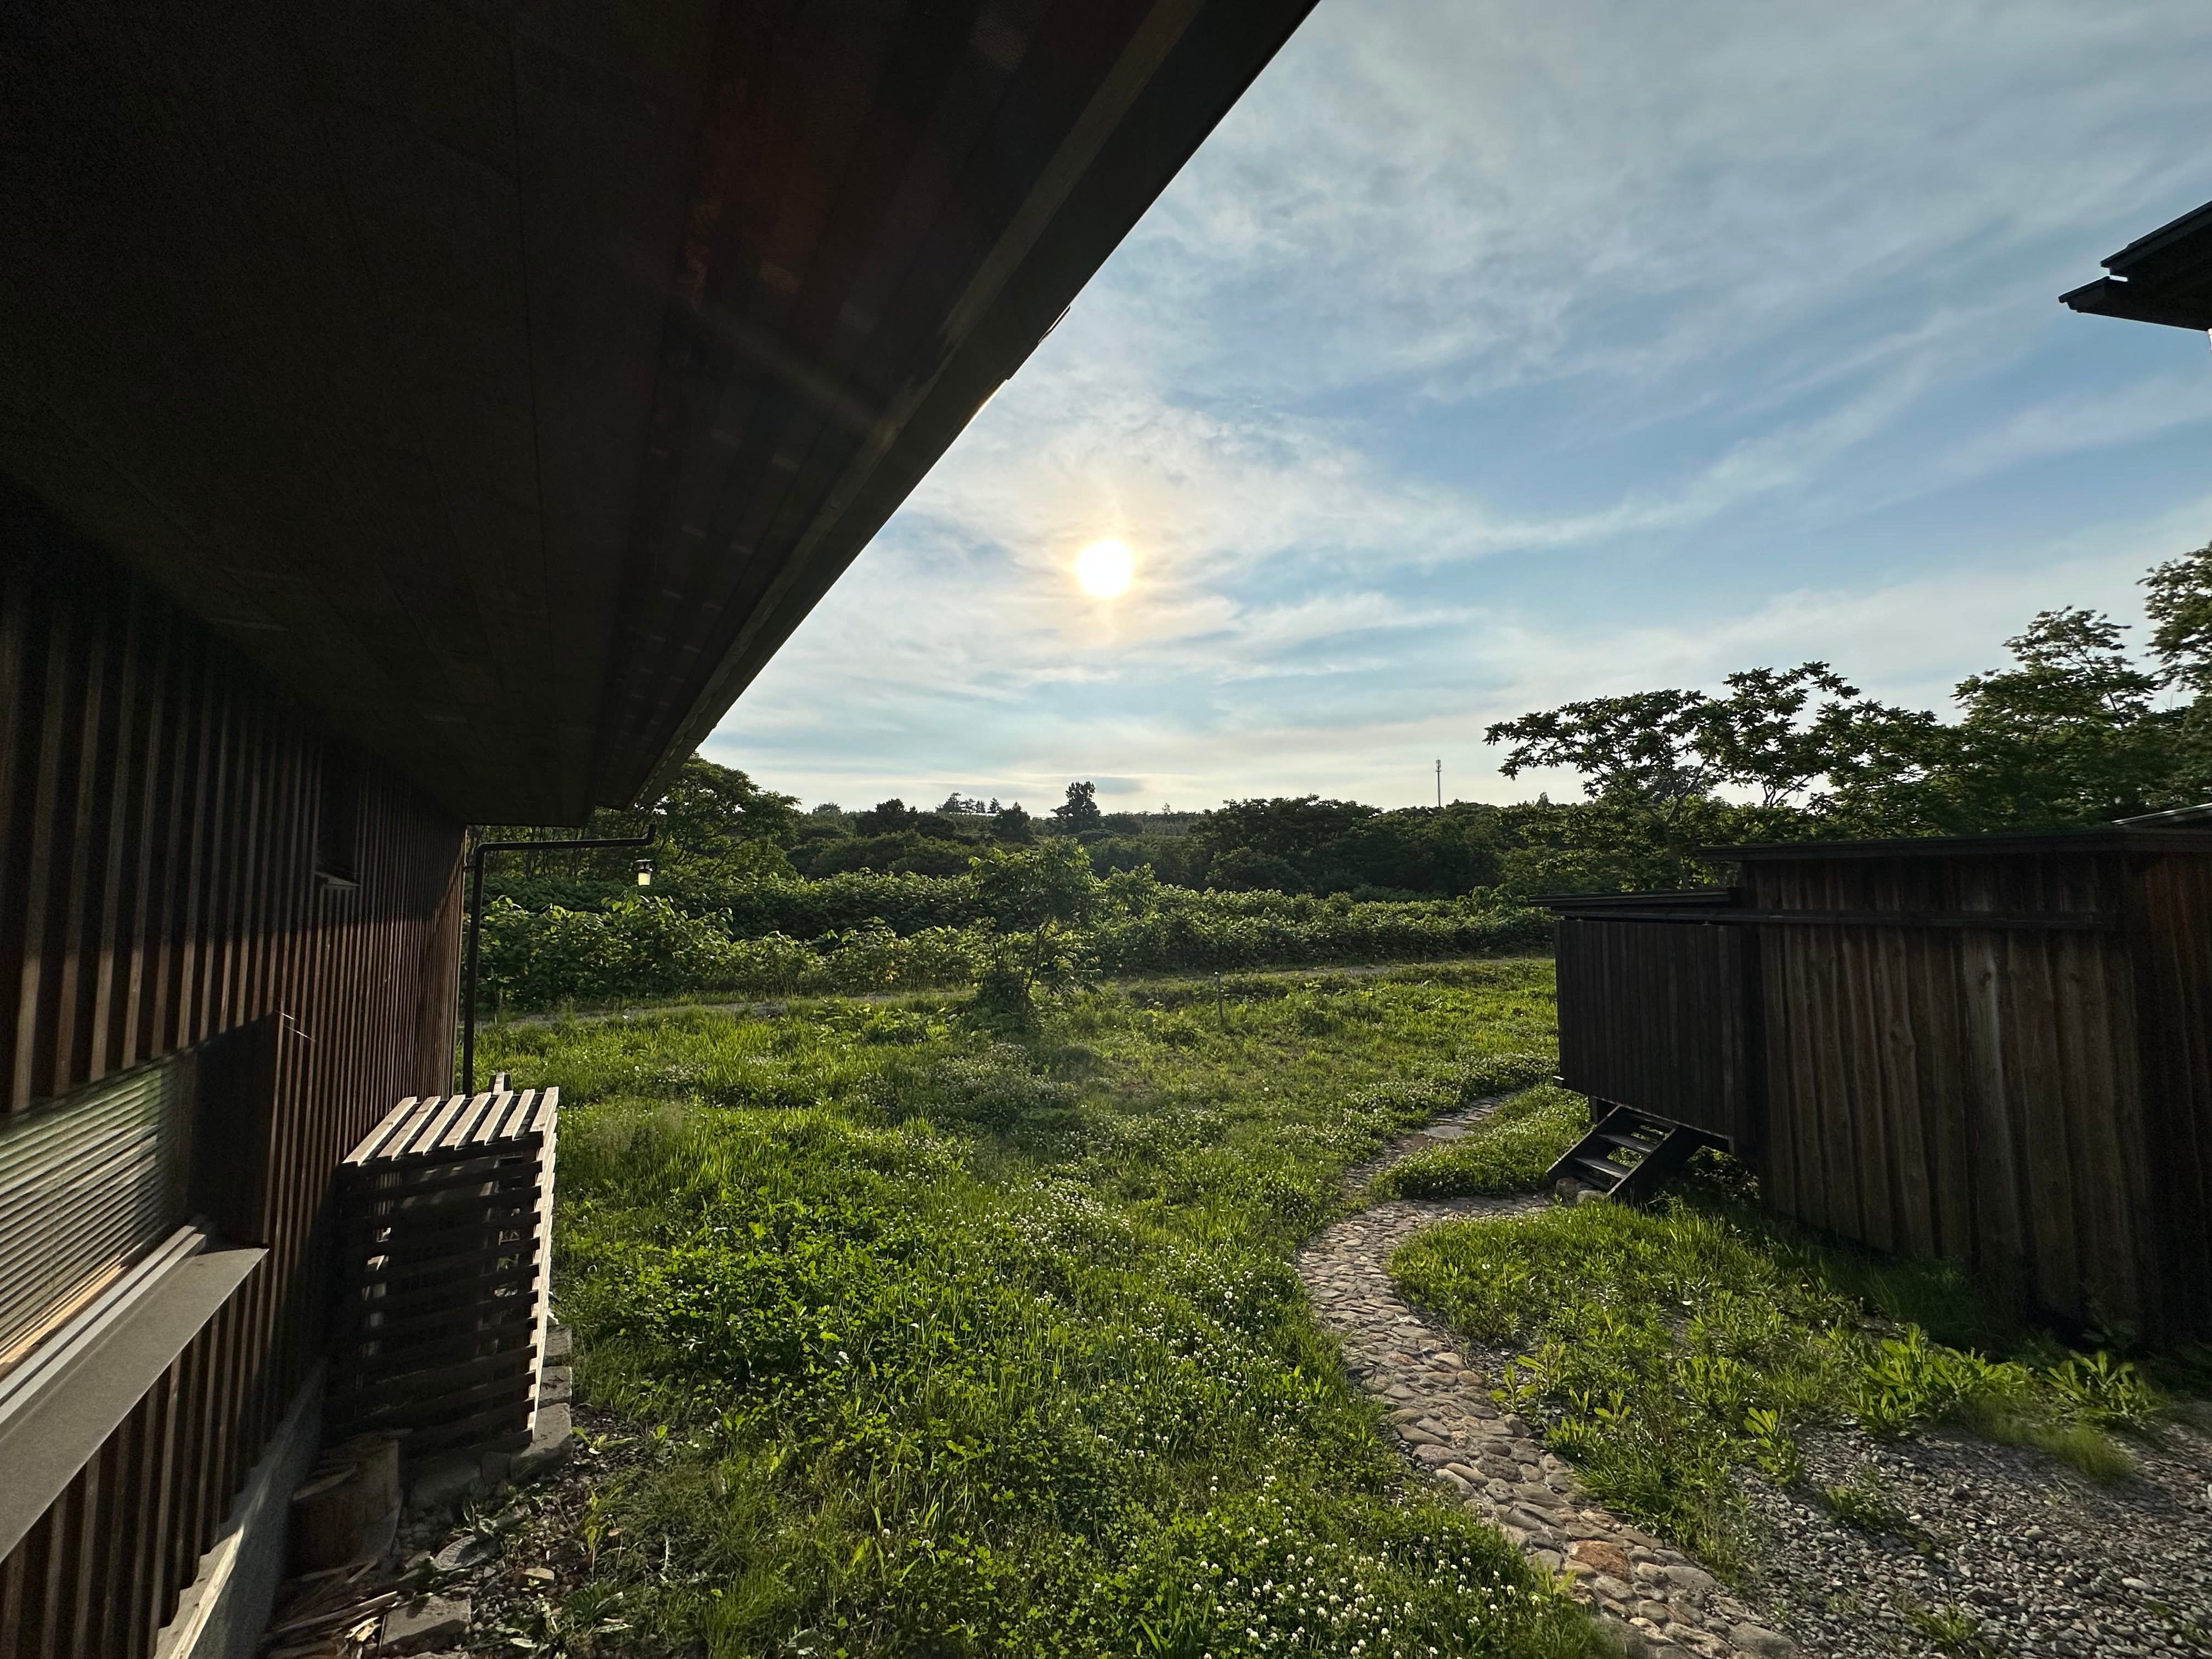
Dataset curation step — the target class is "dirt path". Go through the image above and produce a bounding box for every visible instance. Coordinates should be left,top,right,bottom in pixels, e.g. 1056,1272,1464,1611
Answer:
1295,1103,1797,1659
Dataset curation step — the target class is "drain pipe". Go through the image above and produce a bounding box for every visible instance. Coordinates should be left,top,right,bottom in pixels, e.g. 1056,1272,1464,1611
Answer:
460,823,654,1094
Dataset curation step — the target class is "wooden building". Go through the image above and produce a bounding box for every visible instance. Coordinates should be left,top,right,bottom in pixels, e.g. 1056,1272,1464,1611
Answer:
1542,819,2212,1341
0,4,1317,1654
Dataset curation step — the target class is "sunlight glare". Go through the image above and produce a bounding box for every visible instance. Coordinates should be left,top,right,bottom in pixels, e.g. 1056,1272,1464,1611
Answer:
1075,538,1133,597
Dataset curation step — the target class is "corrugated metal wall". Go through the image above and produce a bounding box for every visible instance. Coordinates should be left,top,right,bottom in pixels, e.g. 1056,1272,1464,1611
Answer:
1554,914,1759,1149
0,504,466,1657
1747,850,2162,1336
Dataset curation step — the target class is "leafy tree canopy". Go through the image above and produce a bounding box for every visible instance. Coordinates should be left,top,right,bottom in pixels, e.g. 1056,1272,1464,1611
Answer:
1050,780,1103,832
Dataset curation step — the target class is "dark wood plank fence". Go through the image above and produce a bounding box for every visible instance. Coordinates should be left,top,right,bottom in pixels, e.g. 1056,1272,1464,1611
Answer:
0,504,465,1658
1543,831,2212,1341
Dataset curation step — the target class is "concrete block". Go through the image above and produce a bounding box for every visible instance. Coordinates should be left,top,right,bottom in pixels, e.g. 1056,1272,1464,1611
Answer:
511,1402,572,1482
381,1594,470,1654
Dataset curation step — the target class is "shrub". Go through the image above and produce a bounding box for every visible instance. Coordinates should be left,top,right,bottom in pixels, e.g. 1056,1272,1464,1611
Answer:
476,884,1551,1012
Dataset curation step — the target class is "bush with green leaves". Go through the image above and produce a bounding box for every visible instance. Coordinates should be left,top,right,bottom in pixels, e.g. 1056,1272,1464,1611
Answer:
475,853,1551,1013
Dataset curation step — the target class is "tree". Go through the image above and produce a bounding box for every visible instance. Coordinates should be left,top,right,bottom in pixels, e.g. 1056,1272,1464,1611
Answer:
2144,543,2212,804
654,755,799,856
1206,846,1307,894
967,840,1097,1026
2144,541,2212,697
1485,663,1890,824
855,798,919,836
1929,608,2175,827
1050,780,1102,832
989,802,1035,843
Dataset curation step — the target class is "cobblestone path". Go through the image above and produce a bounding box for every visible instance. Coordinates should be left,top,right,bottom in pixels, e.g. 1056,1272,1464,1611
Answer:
1294,1103,1800,1659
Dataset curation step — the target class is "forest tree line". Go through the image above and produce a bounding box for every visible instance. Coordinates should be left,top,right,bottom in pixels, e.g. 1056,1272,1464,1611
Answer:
485,541,2212,912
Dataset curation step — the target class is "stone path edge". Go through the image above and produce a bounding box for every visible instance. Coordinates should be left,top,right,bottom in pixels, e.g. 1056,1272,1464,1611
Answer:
1293,1101,1798,1659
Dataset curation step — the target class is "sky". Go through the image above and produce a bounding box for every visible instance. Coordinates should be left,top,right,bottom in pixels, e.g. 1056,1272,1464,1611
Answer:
709,0,2212,815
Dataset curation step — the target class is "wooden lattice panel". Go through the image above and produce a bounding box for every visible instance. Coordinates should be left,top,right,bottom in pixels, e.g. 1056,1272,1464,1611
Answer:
330,1090,558,1459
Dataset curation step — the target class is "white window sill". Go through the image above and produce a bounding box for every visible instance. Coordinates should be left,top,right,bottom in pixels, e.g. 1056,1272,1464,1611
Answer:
0,1228,267,1560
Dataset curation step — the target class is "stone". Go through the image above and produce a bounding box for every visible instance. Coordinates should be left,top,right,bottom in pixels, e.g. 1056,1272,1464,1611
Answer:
1568,1539,1636,1582
1662,1564,1717,1596
512,1403,573,1481
381,1594,470,1654
1590,1611,1655,1657
537,1364,573,1407
543,1324,572,1362
407,1455,483,1515
431,1533,496,1572
1635,1600,1673,1624
1728,1622,1796,1657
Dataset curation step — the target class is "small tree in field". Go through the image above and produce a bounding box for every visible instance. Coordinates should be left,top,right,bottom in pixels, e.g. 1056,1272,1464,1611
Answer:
967,840,1096,1027
1050,781,1103,833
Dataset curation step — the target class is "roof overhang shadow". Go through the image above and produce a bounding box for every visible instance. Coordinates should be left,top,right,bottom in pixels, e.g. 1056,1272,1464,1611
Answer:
0,0,1317,822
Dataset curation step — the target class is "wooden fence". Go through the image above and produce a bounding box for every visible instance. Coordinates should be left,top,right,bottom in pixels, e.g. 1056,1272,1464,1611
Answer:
1542,828,2212,1340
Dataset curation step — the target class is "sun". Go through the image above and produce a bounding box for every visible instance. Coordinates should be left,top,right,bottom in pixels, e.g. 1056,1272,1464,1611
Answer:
1074,538,1133,597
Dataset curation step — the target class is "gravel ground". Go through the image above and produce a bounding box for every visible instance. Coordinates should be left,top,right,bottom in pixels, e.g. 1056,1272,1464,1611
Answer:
1739,1419,2212,1658
1302,1102,2212,1659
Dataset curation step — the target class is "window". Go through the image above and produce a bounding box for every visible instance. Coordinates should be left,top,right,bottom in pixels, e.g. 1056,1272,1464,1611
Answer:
316,740,363,889
0,1058,191,1377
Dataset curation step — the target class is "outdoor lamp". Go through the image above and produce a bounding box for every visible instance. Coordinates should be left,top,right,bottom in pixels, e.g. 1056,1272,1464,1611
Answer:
635,857,654,888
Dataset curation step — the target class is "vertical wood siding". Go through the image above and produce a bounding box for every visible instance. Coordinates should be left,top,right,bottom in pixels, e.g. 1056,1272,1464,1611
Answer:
0,514,465,1657
1746,852,2158,1333
2126,851,2212,1337
1554,916,1759,1149
1545,840,2209,1341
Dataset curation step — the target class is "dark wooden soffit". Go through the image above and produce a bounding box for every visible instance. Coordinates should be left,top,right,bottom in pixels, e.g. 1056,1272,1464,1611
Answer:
2061,198,2212,332
0,0,1314,824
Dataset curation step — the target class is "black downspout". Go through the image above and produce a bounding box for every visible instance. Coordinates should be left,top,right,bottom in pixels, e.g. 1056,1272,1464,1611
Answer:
461,825,655,1094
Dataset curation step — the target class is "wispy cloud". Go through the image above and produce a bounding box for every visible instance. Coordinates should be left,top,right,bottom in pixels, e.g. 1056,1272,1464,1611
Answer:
712,0,2212,811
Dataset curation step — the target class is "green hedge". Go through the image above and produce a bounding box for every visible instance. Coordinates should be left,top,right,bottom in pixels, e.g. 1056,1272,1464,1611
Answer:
475,889,1551,1011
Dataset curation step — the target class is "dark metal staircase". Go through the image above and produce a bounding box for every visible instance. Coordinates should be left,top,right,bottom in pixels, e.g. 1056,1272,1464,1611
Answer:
1543,1104,1717,1205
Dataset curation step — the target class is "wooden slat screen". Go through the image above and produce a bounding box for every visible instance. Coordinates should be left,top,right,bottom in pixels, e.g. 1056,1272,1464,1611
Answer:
0,503,466,1658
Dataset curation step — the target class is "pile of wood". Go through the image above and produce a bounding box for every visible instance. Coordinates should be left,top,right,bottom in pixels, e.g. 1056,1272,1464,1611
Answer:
328,1090,558,1459
257,1561,392,1659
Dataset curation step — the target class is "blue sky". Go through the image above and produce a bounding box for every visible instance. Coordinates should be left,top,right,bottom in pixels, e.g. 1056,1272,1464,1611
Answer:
711,0,2212,813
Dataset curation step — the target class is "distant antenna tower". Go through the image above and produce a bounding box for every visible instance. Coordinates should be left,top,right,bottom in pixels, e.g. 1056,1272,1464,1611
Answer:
1435,759,1442,809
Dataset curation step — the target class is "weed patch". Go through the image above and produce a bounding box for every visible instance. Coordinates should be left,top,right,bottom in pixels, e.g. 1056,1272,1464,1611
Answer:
489,964,1601,1658
1390,1197,2162,1574
1369,1082,1585,1199
1817,1467,1936,1550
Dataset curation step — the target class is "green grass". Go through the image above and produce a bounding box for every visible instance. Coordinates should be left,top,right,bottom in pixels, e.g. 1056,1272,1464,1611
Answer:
1366,1084,1587,1199
484,962,1600,1659
1389,1176,2168,1577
